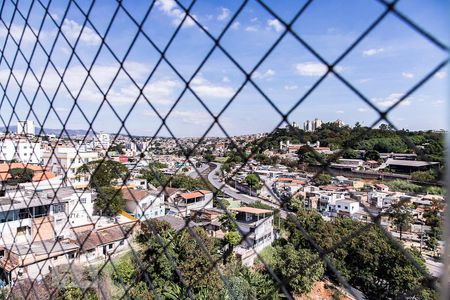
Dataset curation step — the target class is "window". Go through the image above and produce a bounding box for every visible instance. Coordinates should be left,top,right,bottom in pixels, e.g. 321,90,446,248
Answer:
53,204,66,214
16,226,30,235
80,198,87,204
345,206,348,210
108,244,113,249
119,240,124,246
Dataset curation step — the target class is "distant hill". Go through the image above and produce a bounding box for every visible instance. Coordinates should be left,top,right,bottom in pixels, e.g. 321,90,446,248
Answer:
0,125,91,137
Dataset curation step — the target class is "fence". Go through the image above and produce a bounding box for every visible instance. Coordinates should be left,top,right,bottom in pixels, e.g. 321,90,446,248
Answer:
0,0,448,299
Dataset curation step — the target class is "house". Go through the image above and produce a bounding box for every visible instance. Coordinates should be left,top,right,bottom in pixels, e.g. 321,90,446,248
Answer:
231,207,274,266
122,189,165,220
372,183,389,193
0,239,79,283
169,190,213,217
190,208,225,238
0,163,55,186
74,224,133,263
335,199,360,217
368,191,389,209
318,192,346,213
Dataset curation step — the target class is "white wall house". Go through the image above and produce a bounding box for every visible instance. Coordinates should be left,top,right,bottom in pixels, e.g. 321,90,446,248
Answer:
122,189,165,220
335,199,360,216
0,139,42,164
318,192,346,213
43,145,98,187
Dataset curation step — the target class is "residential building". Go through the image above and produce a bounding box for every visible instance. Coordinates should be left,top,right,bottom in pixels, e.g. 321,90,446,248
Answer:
231,207,274,266
122,189,165,220
17,120,35,136
94,132,110,149
318,192,346,213
169,190,213,217
335,199,360,217
43,145,98,187
0,239,79,283
0,188,80,246
0,139,42,164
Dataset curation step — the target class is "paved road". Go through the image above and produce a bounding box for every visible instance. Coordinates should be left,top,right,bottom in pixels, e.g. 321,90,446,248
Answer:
187,163,210,179
208,163,287,218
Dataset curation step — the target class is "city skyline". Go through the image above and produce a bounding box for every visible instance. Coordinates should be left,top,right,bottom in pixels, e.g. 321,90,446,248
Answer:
0,0,448,138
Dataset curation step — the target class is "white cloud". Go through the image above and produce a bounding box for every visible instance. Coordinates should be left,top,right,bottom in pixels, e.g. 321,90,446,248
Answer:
402,72,414,79
155,0,197,28
267,18,283,33
435,71,447,79
357,107,369,112
295,62,342,77
62,19,101,46
252,69,275,80
284,85,298,91
251,17,258,22
433,99,445,105
222,76,230,83
0,24,45,44
189,76,235,99
217,7,230,21
172,110,212,125
336,110,344,114
231,21,240,30
245,26,258,32
373,93,412,108
362,48,384,57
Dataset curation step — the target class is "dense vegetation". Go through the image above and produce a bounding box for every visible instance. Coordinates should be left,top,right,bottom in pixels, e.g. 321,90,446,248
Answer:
256,123,445,163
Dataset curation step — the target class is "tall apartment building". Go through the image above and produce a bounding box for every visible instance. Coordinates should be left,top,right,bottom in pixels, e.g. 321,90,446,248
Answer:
17,120,35,136
303,118,322,132
42,145,99,187
0,139,42,164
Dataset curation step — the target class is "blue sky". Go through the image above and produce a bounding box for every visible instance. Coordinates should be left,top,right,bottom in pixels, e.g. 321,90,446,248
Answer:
0,0,448,137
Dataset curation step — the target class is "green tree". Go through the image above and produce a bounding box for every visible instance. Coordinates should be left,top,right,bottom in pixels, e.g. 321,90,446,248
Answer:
176,228,223,295
364,150,380,161
411,170,437,182
95,186,125,216
313,173,332,186
388,202,413,241
7,168,34,184
77,159,128,188
224,231,241,248
245,173,262,190
274,244,324,295
287,194,304,212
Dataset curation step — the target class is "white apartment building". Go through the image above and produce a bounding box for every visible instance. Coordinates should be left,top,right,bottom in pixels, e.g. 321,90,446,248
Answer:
0,139,42,164
17,120,35,136
43,145,98,186
94,132,110,149
303,118,322,132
